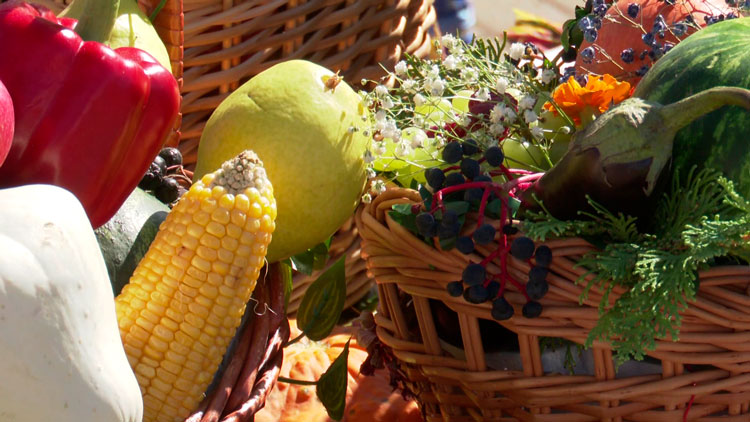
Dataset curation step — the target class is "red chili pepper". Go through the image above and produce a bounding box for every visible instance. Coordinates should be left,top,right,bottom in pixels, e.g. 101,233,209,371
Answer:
0,0,180,228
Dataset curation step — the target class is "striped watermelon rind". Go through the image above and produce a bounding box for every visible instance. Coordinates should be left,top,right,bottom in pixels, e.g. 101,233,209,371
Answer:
633,17,750,195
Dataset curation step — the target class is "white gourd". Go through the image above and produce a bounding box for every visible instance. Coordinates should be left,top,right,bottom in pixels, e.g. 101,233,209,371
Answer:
0,184,143,422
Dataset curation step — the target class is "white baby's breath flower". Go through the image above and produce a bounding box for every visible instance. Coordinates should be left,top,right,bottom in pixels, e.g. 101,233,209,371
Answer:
495,77,509,94
490,104,504,124
382,119,400,140
458,113,472,127
519,95,537,110
373,141,387,156
541,69,556,84
503,106,517,123
366,166,377,178
361,193,372,203
375,109,387,122
425,77,446,96
394,60,408,76
489,123,506,136
460,66,478,83
395,141,412,157
413,93,426,107
412,114,425,128
375,84,389,97
381,96,394,109
441,33,457,51
428,65,440,79
524,109,538,123
474,87,491,102
508,42,525,61
433,135,446,149
531,126,544,139
371,179,387,195
410,129,427,149
363,150,375,164
560,126,572,134
443,54,459,70
402,79,417,93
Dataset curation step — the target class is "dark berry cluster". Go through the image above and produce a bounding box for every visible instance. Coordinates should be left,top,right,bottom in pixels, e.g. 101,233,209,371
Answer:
412,141,553,321
138,147,190,205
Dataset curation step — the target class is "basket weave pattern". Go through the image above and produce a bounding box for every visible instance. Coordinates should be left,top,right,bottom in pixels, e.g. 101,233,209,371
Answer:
177,0,438,165
356,187,750,422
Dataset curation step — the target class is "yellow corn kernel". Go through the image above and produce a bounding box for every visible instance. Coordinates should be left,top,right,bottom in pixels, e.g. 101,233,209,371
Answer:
115,151,275,422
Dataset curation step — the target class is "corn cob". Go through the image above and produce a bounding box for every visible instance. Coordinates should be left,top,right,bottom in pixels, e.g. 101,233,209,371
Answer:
115,150,276,422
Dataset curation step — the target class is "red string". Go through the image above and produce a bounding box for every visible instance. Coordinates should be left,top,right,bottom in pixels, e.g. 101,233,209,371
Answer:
683,382,697,422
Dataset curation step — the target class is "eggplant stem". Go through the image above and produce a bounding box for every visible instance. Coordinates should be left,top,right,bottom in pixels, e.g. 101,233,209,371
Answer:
660,86,750,134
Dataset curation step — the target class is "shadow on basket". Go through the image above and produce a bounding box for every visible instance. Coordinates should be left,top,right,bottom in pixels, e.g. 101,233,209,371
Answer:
356,186,750,422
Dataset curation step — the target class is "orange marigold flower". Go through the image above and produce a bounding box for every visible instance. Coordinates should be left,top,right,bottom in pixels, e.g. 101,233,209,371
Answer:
543,74,632,125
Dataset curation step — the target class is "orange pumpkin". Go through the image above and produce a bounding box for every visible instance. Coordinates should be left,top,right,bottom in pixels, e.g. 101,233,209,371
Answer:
574,0,733,85
255,321,423,422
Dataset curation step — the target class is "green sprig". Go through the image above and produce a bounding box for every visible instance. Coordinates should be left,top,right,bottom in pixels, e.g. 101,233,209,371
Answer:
524,167,750,365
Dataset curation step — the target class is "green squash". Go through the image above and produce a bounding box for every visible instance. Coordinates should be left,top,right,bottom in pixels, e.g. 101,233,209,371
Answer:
95,187,169,295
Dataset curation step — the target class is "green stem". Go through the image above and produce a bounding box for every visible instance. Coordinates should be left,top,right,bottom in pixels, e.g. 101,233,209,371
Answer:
277,376,318,386
60,0,120,44
284,332,306,347
660,87,750,134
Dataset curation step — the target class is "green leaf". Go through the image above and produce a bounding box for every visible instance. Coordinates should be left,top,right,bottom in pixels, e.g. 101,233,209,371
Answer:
507,197,521,218
316,340,350,421
485,198,504,218
391,203,413,215
279,259,294,312
291,240,331,275
444,200,471,215
297,256,346,341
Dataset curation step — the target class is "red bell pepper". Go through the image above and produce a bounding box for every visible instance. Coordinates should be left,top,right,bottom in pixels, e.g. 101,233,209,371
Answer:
0,79,12,168
0,0,180,228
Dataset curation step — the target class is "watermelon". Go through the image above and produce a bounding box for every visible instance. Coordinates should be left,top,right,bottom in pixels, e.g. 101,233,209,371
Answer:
95,187,169,295
633,17,750,195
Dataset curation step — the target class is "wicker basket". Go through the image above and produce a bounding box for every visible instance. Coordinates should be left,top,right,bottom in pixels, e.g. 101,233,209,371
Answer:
177,0,438,166
355,186,750,422
45,0,184,147
288,215,373,316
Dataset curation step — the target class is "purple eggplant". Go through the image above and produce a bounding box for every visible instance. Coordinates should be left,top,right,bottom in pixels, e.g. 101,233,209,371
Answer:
521,87,750,220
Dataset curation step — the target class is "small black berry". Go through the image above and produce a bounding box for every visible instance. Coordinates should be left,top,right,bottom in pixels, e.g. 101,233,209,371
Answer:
510,236,535,261
491,297,514,320
484,146,504,167
424,167,445,190
472,223,496,245
445,172,466,187
462,263,486,286
463,284,490,304
446,281,464,297
526,278,549,301
155,177,180,204
460,158,481,179
153,155,168,176
442,141,464,163
158,147,183,168
522,301,543,318
415,212,437,237
627,3,640,19
461,138,480,156
534,245,553,268
456,236,475,254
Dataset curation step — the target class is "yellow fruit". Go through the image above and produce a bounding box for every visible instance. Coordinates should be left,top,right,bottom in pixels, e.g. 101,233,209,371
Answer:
194,60,370,262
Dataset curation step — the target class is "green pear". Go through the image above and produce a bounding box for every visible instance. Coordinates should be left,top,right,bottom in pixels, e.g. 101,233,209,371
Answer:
108,0,171,69
61,0,172,70
194,60,371,262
